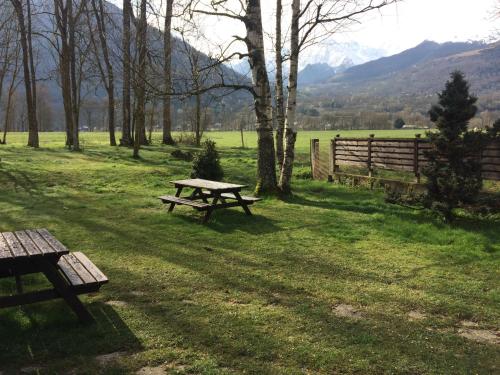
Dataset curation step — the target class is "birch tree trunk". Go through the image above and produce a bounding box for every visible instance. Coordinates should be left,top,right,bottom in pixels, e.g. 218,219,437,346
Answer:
244,0,277,194
133,0,147,158
274,0,285,171
162,0,175,145
278,0,300,193
121,0,133,146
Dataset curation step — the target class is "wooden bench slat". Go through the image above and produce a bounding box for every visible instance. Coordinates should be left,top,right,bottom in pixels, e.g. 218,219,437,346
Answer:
201,191,261,203
0,234,12,260
26,229,55,255
15,231,42,256
158,195,211,209
72,252,108,283
2,232,28,258
220,193,262,202
58,252,108,289
63,253,97,285
58,256,85,286
37,229,69,254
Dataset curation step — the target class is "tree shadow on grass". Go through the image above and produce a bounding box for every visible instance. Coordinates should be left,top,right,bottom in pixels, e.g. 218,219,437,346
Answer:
173,207,282,235
0,302,142,371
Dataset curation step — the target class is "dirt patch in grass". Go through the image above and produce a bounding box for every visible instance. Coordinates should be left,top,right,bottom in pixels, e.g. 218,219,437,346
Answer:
105,300,129,308
408,310,426,321
136,363,187,374
332,304,363,320
20,367,43,374
458,328,499,345
95,351,128,367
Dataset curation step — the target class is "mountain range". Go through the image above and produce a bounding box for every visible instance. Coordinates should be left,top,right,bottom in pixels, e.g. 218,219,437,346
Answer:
302,40,500,98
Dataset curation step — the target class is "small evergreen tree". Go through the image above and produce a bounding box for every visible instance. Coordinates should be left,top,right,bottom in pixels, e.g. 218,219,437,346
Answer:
191,139,224,181
486,118,500,139
423,71,482,221
394,118,405,129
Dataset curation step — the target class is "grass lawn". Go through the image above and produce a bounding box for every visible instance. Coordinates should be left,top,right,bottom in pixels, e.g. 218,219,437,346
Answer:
0,131,499,374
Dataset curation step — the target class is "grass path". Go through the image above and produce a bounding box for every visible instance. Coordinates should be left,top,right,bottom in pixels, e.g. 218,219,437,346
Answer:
0,133,498,374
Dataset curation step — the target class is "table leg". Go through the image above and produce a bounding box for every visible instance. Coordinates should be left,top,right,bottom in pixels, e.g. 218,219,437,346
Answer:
203,193,220,223
234,191,252,216
169,186,183,212
15,274,23,294
39,259,94,323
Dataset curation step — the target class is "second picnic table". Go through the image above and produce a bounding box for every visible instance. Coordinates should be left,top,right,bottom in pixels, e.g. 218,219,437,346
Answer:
159,178,261,222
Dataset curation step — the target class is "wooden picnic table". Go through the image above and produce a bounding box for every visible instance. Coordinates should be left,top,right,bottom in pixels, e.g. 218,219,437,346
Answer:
159,178,261,222
0,229,108,323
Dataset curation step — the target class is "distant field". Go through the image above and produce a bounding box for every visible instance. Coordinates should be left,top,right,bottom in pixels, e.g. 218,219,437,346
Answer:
3,129,424,153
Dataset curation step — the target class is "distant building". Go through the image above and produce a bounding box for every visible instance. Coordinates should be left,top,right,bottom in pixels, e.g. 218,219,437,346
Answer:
402,124,429,130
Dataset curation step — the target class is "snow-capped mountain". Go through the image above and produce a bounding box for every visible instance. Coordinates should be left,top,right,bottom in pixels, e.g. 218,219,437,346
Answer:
228,41,387,80
299,41,387,69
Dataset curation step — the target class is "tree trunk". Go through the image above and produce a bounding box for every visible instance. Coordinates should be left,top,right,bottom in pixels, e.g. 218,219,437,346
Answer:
121,0,133,146
244,0,277,194
274,0,285,170
195,93,201,146
279,0,300,193
90,0,117,146
133,0,147,158
54,0,74,148
162,0,175,145
26,0,39,147
68,0,80,150
11,0,38,147
3,86,15,144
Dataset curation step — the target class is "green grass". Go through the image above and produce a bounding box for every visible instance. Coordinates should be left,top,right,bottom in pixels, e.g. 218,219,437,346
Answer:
0,132,499,374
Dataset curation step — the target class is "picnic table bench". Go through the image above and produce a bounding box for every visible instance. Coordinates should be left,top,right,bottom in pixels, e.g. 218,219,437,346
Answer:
159,178,261,222
0,229,108,323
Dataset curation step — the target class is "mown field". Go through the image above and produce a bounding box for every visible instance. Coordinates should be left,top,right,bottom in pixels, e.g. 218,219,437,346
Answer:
0,131,498,374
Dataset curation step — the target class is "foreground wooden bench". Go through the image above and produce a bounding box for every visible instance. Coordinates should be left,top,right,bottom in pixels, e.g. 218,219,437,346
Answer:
0,229,108,323
58,252,108,294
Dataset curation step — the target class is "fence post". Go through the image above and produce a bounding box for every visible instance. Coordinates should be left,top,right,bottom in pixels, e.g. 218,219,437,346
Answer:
367,134,374,177
414,134,421,183
310,139,319,179
329,136,339,181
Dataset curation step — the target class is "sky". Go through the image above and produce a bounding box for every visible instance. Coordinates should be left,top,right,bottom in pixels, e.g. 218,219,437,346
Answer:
349,0,499,54
110,0,499,55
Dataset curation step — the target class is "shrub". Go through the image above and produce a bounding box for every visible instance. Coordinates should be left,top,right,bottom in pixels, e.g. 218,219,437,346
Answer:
171,149,193,162
394,118,405,129
191,139,224,181
423,71,482,222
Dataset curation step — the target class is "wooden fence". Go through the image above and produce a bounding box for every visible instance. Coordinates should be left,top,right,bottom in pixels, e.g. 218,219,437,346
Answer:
310,136,500,182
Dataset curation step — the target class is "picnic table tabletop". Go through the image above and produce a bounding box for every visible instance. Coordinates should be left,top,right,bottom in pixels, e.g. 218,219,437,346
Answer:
171,178,247,192
0,229,69,264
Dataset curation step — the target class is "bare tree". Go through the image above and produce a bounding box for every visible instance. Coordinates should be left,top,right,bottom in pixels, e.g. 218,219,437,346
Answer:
278,0,401,192
1,16,21,144
132,0,147,158
10,0,39,147
189,0,278,193
87,0,117,146
121,0,133,146
274,0,285,171
162,0,175,144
